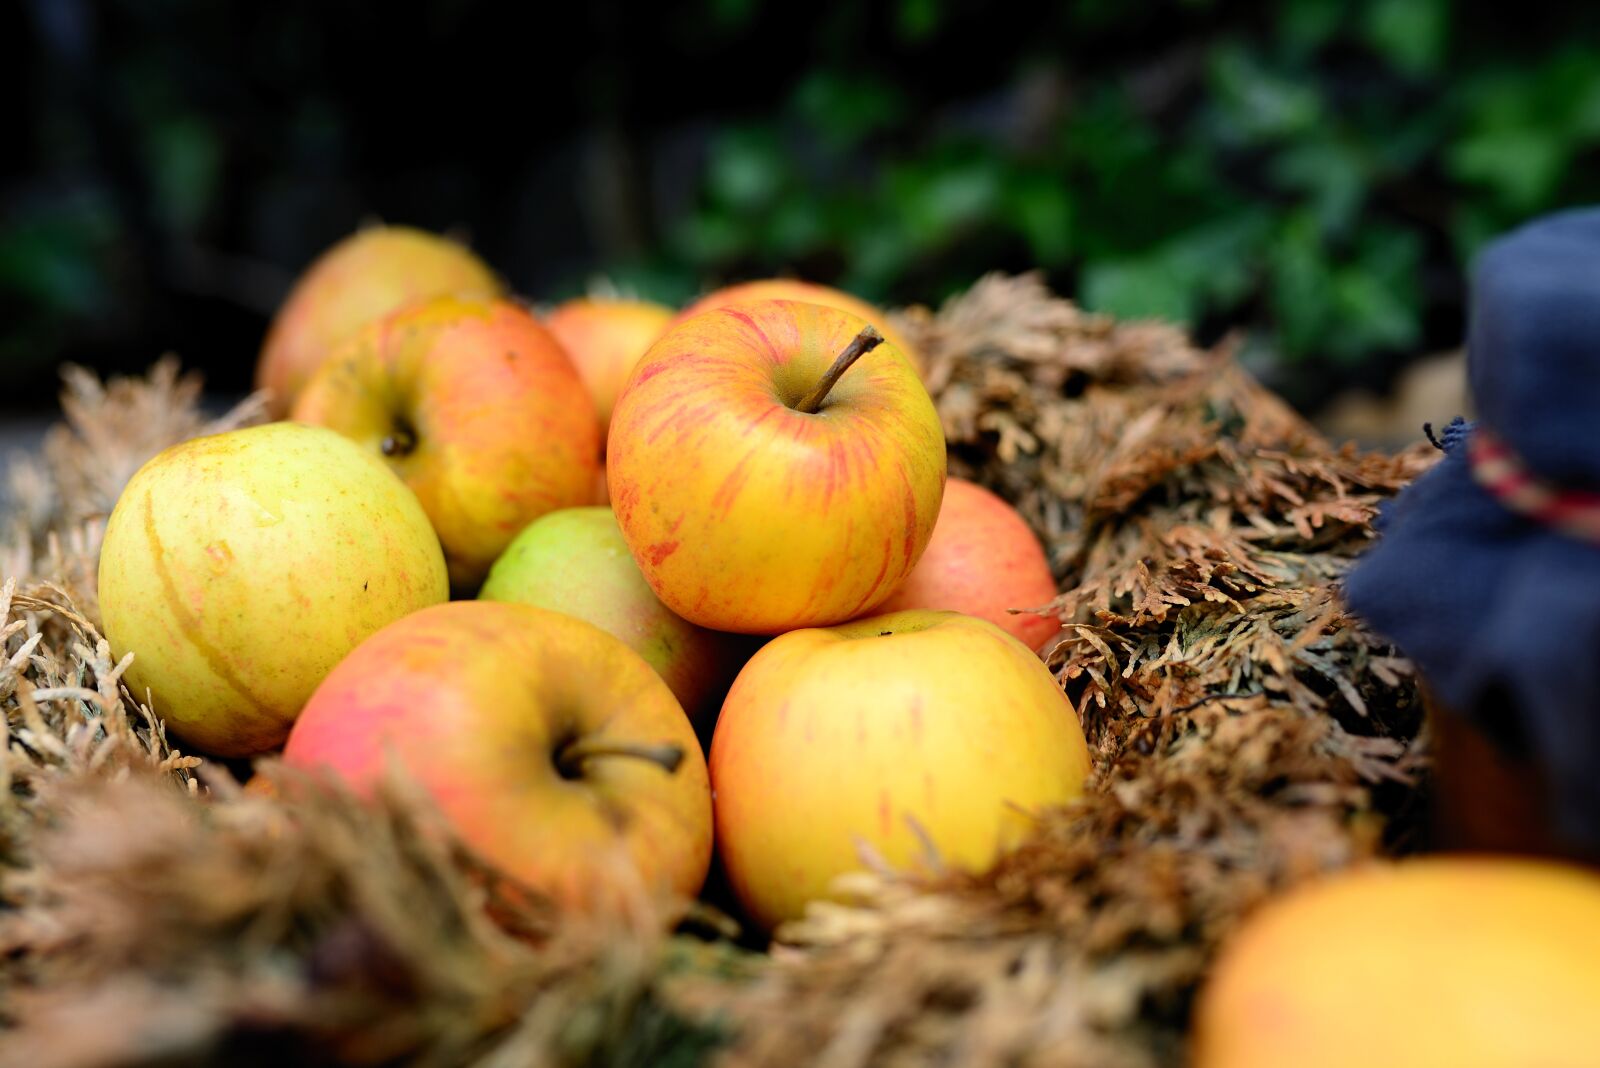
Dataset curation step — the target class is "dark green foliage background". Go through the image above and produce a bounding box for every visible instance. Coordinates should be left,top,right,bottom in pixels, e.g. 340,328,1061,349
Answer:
5,0,1599,406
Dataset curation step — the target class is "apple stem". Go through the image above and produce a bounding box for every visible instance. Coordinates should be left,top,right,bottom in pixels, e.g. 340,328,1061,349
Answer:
554,737,686,779
380,424,416,458
794,325,884,414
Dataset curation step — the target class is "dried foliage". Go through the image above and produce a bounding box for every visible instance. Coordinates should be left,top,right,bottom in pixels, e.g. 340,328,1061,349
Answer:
0,766,709,1068
670,275,1436,1066
3,357,265,621
0,277,1432,1067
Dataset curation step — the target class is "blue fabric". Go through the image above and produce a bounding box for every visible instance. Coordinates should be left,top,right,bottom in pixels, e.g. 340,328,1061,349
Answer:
1344,208,1600,851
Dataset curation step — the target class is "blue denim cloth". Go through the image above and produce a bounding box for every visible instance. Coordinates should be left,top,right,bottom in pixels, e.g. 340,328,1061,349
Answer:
1344,208,1600,851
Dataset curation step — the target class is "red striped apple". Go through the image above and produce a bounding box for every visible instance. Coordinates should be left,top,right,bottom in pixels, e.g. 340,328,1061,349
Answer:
97,423,449,755
874,477,1061,651
257,225,499,417
607,300,945,634
709,609,1091,929
676,279,925,377
292,296,601,589
544,298,674,436
478,506,742,729
283,601,712,911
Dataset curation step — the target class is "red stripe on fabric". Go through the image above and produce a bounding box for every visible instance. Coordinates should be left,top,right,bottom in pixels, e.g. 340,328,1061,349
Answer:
1468,429,1600,545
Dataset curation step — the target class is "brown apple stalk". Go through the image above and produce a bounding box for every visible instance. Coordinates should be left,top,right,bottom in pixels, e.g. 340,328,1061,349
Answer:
555,736,685,778
794,325,884,413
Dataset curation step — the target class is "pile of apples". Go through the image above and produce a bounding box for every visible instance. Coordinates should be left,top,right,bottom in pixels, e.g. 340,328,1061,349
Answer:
97,225,1090,930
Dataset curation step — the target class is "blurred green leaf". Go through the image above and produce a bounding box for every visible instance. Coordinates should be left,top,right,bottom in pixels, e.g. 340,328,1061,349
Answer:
1003,172,1073,266
1207,44,1324,144
1364,0,1447,76
1279,0,1345,57
1449,126,1566,211
706,129,787,212
896,0,941,42
148,115,221,232
792,72,908,152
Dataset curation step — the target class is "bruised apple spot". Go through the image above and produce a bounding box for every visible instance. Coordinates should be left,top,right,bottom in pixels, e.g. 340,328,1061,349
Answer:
143,492,275,721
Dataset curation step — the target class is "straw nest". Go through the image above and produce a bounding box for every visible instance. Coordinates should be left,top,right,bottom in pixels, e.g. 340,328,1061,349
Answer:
0,276,1433,1066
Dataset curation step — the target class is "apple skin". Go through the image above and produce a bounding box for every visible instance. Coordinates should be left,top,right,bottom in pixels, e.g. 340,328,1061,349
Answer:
97,423,449,756
478,507,741,729
257,225,500,417
1194,858,1600,1068
709,609,1091,930
676,279,925,377
292,296,601,589
873,478,1060,651
607,300,946,634
544,298,674,436
282,601,713,909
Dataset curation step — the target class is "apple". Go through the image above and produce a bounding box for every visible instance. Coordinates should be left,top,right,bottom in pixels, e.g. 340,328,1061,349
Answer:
292,295,601,589
257,225,500,417
874,477,1060,651
676,279,925,377
282,601,712,910
607,299,946,634
709,609,1091,929
544,298,674,436
97,423,449,756
1194,858,1600,1068
478,507,740,730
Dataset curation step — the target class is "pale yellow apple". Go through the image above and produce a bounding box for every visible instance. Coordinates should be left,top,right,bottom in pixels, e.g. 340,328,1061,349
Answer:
709,609,1091,929
97,423,449,755
1194,857,1600,1068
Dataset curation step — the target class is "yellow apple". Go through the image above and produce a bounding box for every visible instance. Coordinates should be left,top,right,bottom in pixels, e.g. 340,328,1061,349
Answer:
282,601,712,910
709,609,1091,929
256,225,500,417
97,423,448,755
607,300,945,634
1194,858,1600,1068
292,296,601,589
676,279,925,377
543,298,674,436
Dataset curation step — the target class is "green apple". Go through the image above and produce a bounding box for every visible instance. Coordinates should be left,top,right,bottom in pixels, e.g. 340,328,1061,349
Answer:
97,423,449,755
479,507,741,729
